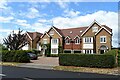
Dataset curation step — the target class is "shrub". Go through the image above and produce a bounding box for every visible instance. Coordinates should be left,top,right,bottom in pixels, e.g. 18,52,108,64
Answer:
32,49,40,55
59,53,116,68
118,50,120,66
1,50,30,63
45,44,51,57
50,54,59,57
104,49,116,56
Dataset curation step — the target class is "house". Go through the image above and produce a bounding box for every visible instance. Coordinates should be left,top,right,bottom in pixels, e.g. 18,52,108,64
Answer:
40,20,112,54
22,32,43,50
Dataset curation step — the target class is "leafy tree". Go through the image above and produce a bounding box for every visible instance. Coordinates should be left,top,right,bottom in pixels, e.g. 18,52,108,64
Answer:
0,44,8,50
3,28,28,50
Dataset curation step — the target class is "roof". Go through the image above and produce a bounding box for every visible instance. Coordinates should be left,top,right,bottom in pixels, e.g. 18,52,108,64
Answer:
60,27,88,40
42,21,112,40
101,25,112,32
27,32,43,40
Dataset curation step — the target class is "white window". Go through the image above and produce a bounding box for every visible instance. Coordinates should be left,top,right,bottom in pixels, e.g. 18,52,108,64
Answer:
85,50,92,54
37,43,39,50
100,36,106,43
52,39,58,44
52,49,57,54
65,39,70,44
92,26,98,32
75,38,80,44
43,39,47,44
84,37,92,43
49,31,54,36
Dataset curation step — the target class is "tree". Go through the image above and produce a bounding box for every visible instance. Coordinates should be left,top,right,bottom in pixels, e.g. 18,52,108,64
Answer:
3,28,28,50
0,44,8,50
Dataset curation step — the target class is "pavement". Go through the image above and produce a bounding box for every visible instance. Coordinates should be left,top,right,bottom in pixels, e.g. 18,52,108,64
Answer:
17,56,59,69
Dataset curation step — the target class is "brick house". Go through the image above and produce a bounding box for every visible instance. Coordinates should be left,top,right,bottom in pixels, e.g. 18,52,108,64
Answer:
22,32,43,50
40,20,112,54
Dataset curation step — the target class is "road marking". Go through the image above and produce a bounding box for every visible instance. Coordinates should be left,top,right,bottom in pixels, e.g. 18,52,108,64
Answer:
23,77,33,80
0,74,6,76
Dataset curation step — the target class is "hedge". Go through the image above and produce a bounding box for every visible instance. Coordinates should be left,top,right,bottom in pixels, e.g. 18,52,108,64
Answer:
118,50,120,66
1,50,30,63
50,54,59,57
59,54,116,68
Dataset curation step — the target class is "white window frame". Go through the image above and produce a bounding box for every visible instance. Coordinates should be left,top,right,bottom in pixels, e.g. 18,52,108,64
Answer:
100,36,106,43
52,49,58,54
37,43,39,50
65,39,70,45
92,26,98,32
75,38,80,44
43,39,47,44
85,50,92,54
52,39,58,44
84,37,92,43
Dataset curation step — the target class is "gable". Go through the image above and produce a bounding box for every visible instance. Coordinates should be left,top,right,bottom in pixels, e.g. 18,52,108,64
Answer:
95,27,112,36
82,23,101,37
48,27,62,38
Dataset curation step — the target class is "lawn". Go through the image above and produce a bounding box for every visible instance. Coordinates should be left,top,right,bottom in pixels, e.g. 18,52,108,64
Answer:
53,66,119,75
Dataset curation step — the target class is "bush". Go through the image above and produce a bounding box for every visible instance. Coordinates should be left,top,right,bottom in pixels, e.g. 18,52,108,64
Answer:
104,50,116,56
1,50,30,63
50,54,59,57
118,50,120,66
45,44,51,57
59,53,116,68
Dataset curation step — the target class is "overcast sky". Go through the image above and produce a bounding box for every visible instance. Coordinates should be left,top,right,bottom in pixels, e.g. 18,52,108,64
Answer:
0,0,119,47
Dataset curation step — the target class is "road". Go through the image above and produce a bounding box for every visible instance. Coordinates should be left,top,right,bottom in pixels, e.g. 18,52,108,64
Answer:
0,66,119,80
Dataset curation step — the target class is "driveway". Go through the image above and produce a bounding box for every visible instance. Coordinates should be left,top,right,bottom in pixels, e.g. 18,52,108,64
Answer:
30,56,59,66
18,57,59,69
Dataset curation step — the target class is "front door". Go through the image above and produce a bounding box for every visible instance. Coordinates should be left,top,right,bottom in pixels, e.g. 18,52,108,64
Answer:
100,50,104,54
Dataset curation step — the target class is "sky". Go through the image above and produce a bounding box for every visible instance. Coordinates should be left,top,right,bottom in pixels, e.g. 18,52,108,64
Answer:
0,0,119,47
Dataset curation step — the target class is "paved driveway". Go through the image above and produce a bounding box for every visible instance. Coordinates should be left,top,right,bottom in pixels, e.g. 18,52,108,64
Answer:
30,56,59,66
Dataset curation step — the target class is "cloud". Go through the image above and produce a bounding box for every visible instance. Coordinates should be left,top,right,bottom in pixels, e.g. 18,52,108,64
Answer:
26,7,40,19
15,19,31,28
0,16,14,23
52,10,118,47
31,19,51,33
55,0,69,9
63,9,80,17
0,1,8,9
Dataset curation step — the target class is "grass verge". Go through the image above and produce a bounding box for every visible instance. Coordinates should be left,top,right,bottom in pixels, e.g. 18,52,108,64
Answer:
53,66,119,75
0,62,20,66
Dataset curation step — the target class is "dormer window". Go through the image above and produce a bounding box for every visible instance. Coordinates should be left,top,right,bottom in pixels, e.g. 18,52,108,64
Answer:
65,37,71,45
80,30,83,33
75,37,80,44
70,31,72,34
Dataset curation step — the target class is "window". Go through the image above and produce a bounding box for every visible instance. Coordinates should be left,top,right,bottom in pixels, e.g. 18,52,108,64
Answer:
92,26,98,32
49,31,54,36
84,37,92,43
52,49,57,53
65,39,70,44
43,39,47,44
37,43,39,50
85,50,92,54
52,39,58,44
75,38,80,44
100,36,106,43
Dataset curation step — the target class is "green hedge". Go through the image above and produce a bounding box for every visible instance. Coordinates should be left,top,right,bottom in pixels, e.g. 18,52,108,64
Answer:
50,54,59,57
118,50,120,66
59,54,116,68
104,49,116,56
1,50,30,63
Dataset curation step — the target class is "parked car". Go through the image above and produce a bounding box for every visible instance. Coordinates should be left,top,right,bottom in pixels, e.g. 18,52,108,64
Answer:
27,53,38,60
